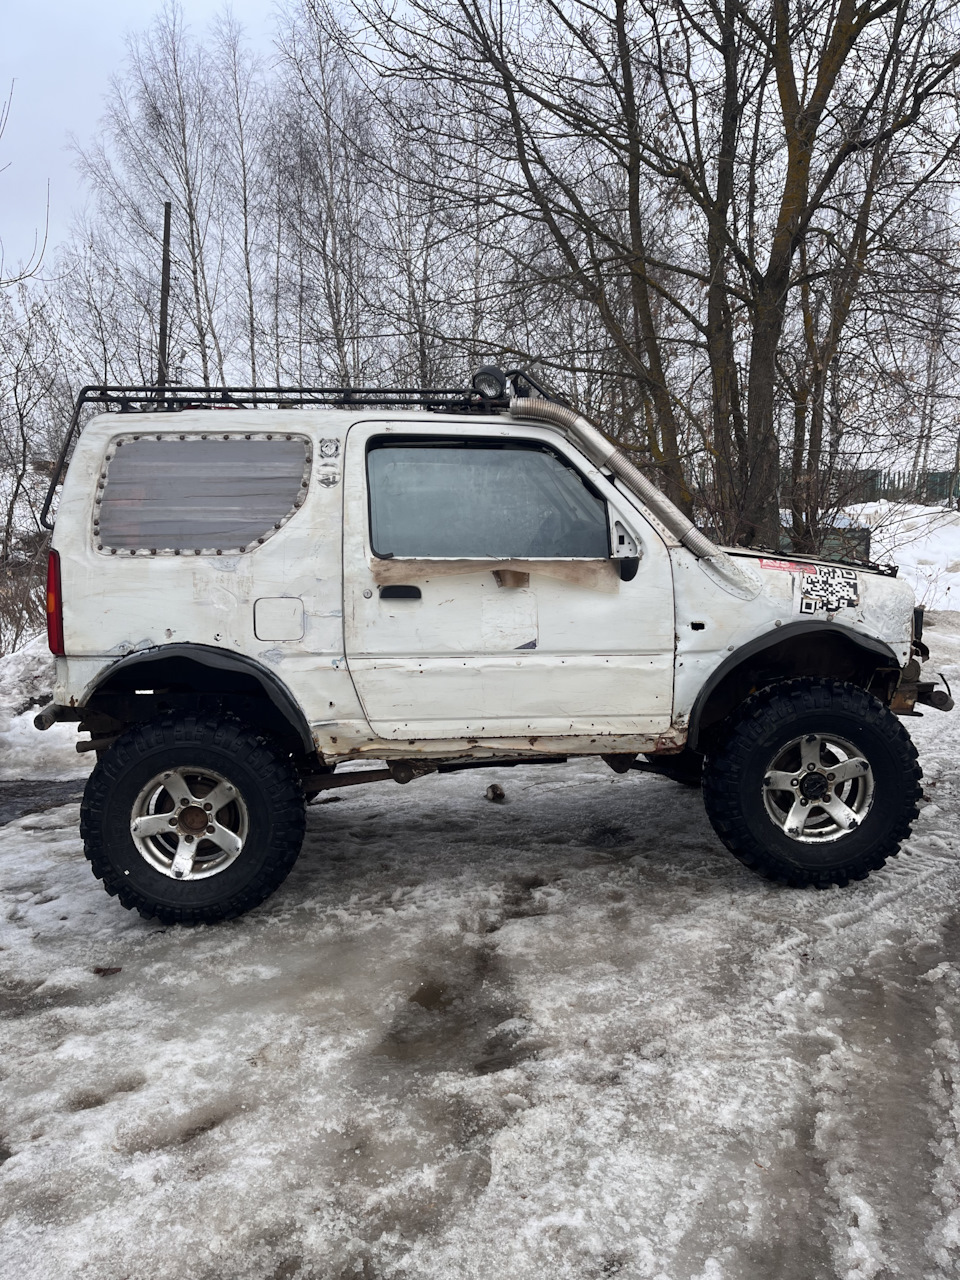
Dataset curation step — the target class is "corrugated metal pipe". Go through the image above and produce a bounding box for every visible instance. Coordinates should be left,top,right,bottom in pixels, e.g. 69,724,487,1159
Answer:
509,397,760,599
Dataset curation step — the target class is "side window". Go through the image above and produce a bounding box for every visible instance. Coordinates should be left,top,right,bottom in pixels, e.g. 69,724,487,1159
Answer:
96,435,311,553
367,439,609,559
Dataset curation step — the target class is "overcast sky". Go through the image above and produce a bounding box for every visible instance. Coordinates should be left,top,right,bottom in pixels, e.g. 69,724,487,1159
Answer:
1,1,275,276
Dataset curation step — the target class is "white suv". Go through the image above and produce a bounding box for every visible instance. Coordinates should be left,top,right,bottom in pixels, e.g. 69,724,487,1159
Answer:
36,371,948,923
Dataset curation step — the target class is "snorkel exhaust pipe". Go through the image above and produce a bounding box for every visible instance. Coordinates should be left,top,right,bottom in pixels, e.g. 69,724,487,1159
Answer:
509,396,760,599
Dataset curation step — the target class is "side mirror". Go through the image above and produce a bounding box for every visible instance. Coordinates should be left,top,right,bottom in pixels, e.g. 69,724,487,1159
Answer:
618,557,639,582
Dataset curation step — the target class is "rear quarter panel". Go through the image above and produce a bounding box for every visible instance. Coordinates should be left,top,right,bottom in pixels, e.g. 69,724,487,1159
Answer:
51,411,363,730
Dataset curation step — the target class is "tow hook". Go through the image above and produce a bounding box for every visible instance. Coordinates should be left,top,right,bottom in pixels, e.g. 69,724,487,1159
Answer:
893,671,954,715
919,672,954,713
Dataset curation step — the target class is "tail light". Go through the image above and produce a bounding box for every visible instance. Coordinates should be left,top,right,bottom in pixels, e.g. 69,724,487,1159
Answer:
46,550,64,655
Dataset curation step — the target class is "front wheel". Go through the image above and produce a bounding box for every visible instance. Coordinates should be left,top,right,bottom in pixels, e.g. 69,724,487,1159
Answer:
702,679,922,888
81,715,306,924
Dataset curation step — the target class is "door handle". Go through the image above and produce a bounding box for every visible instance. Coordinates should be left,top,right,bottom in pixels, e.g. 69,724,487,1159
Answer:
378,585,421,599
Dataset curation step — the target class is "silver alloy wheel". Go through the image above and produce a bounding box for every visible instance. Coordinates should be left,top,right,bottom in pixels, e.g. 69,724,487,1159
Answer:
762,733,875,844
130,767,249,880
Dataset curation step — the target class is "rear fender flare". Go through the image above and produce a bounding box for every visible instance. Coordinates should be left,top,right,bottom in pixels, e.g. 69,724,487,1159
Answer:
80,643,313,753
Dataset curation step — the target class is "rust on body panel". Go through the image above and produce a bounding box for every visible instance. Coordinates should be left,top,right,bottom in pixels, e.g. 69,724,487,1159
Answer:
314,723,689,765
370,557,621,593
493,569,530,589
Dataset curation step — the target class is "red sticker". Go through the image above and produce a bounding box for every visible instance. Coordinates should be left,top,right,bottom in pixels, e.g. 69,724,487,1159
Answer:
758,558,817,574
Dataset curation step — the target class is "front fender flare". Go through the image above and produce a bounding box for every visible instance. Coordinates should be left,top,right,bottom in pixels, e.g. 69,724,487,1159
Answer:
686,621,900,752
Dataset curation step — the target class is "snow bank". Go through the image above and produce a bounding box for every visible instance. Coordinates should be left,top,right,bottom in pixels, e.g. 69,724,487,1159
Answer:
0,636,89,780
846,500,960,609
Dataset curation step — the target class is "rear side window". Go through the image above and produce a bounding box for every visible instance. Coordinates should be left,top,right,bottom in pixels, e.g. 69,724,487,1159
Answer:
95,434,312,553
367,439,609,559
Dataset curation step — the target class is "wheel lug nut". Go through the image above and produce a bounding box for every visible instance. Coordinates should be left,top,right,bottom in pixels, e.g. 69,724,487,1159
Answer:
800,798,808,806
791,778,799,787
807,763,816,771
827,773,835,781
206,825,215,834
203,803,212,811
184,835,194,844
168,817,177,826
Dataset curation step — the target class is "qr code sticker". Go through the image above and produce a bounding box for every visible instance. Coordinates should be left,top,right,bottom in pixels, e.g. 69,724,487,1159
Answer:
797,565,859,614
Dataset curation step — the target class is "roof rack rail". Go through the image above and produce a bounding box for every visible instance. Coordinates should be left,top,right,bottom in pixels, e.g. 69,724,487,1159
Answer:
40,378,534,530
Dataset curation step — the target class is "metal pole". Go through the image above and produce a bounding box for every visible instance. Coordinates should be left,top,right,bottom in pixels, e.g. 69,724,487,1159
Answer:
157,201,172,393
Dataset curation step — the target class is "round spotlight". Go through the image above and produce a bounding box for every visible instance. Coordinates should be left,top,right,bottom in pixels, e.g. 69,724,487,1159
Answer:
471,365,507,400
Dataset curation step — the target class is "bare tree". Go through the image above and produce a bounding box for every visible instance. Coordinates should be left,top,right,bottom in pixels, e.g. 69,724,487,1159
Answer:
322,0,960,543
214,15,271,386
0,83,49,289
18,0,959,580
75,3,231,385
0,286,71,651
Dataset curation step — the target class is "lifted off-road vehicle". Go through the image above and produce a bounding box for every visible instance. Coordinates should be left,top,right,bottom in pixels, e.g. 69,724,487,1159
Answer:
37,370,951,923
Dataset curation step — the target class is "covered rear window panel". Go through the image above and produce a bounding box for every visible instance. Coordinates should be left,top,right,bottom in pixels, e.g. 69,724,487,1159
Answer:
95,435,311,552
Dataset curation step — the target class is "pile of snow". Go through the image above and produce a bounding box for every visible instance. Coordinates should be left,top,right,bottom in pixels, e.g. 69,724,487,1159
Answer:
846,500,960,609
0,636,90,780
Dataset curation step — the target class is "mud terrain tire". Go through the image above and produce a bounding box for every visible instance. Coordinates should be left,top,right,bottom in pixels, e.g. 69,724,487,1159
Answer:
702,678,921,888
81,714,305,924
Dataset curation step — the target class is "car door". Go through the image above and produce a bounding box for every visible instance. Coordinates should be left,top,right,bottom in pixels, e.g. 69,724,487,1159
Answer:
342,418,675,741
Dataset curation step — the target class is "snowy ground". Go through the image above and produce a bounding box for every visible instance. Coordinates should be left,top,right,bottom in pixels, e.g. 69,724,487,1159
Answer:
3,635,960,1279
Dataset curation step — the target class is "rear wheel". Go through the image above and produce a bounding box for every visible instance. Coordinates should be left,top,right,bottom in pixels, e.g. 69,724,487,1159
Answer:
81,714,305,924
702,679,921,887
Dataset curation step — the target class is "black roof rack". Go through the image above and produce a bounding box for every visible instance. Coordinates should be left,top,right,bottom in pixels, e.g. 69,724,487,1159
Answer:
40,380,520,530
